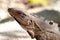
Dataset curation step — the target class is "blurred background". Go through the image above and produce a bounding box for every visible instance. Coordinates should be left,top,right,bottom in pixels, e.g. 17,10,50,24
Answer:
0,0,60,40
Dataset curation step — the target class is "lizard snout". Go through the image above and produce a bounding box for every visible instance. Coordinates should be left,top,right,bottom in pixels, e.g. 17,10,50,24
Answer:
8,8,14,13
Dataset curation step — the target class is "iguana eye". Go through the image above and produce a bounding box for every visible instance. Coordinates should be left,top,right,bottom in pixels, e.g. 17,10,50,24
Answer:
49,21,53,25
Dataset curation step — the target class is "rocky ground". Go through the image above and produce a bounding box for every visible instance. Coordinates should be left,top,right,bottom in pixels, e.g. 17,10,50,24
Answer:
0,20,36,40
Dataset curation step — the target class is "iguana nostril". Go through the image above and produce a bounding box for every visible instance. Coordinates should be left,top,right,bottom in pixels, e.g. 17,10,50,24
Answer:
8,8,12,12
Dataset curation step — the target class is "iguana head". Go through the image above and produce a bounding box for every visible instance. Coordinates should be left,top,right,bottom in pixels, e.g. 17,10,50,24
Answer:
8,8,60,33
8,8,60,39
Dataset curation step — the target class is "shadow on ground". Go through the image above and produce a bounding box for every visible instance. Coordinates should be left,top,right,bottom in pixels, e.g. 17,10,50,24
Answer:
0,30,34,40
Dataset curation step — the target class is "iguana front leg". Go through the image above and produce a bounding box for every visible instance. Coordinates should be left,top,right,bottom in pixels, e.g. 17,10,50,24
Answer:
27,30,34,39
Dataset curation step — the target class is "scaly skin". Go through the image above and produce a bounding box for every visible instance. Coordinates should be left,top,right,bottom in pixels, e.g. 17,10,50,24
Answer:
8,8,60,40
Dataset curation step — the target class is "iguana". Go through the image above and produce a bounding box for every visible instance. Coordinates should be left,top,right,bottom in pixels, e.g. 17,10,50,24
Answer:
8,8,60,40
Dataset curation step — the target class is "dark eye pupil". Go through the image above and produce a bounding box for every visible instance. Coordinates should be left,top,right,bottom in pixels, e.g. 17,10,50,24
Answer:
49,22,53,25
